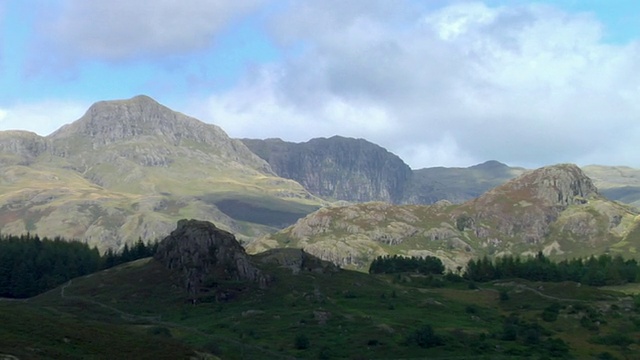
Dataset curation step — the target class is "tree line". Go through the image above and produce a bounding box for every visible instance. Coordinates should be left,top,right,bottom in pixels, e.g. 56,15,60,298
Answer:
0,233,157,298
369,255,445,275
464,251,639,286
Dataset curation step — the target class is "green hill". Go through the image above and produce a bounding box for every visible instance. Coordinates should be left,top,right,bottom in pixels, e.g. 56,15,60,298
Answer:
0,96,322,251
1,252,638,359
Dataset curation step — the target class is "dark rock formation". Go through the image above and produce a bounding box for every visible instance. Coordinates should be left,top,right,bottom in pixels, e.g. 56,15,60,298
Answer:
154,219,269,298
241,136,413,203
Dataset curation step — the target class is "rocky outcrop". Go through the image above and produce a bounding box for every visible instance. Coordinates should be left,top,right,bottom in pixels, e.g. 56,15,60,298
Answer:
154,219,269,298
49,95,272,172
242,136,413,203
255,248,338,274
463,164,600,243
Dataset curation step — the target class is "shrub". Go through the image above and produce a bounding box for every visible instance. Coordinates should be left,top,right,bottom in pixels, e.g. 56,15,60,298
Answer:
146,326,172,338
294,334,310,350
406,324,444,348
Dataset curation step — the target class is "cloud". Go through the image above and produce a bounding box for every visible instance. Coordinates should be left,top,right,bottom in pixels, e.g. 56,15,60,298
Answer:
197,1,640,169
0,100,87,136
37,0,264,62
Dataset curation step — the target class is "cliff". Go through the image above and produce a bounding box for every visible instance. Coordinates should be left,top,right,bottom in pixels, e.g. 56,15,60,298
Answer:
242,136,413,203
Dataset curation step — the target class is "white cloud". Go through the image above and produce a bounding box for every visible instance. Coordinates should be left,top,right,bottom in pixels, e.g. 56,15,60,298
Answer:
38,0,264,61
0,100,87,136
196,1,640,169
195,66,397,142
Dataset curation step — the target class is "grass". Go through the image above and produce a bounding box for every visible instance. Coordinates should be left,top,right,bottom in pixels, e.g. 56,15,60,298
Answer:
0,256,635,359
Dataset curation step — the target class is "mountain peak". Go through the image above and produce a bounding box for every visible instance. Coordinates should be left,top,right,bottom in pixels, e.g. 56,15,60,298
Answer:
475,163,598,208
460,163,601,244
46,95,273,173
49,95,196,144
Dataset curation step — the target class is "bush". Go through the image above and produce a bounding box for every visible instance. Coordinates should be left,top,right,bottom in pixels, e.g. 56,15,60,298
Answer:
406,324,444,348
294,334,310,350
146,326,172,338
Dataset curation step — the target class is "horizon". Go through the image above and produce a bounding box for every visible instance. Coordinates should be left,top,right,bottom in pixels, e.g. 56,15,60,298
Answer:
1,1,639,169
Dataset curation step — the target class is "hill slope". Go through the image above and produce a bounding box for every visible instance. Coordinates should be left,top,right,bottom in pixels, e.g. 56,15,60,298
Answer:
2,219,638,359
0,95,321,250
248,164,640,270
583,165,640,209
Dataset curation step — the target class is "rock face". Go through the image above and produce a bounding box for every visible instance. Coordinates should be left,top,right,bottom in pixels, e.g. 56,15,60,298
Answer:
0,131,50,165
242,136,413,203
155,219,269,298
50,95,272,172
243,137,527,205
255,248,338,274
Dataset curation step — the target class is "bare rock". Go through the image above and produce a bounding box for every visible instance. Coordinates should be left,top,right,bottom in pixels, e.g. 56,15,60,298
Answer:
154,219,269,297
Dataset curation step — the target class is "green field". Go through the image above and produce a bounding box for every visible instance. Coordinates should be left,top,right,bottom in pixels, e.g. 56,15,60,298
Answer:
1,256,639,359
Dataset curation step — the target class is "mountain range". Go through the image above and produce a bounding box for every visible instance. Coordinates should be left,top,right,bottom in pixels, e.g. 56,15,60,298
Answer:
1,95,639,266
248,164,640,271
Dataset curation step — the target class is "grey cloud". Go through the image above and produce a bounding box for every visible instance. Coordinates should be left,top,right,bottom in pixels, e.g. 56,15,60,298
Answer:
238,1,640,168
40,0,264,61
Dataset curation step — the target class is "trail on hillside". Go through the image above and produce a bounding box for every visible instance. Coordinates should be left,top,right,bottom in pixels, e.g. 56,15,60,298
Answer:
59,279,297,359
490,282,587,303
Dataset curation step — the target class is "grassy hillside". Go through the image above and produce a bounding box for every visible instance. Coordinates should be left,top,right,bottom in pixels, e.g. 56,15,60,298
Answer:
0,96,323,251
2,257,639,359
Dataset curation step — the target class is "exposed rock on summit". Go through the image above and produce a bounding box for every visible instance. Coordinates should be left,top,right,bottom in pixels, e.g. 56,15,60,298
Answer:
461,164,601,243
50,95,271,172
154,219,269,298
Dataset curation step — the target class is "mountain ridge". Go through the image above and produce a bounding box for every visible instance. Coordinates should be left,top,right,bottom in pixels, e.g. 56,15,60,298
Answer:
0,94,639,256
247,163,640,270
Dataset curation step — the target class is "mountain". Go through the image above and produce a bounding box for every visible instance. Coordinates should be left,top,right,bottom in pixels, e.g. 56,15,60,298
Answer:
405,160,526,204
241,136,413,203
242,137,527,205
0,95,322,251
247,164,640,270
583,165,640,209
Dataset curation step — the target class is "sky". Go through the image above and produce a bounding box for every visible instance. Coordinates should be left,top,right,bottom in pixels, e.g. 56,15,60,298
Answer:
1,0,639,169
